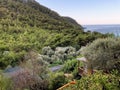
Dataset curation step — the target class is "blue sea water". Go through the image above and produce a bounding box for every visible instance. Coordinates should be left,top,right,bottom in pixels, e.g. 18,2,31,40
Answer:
83,24,120,36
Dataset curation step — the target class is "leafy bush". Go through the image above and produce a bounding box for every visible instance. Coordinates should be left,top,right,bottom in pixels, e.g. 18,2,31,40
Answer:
0,72,13,90
54,46,77,61
61,59,82,79
64,71,120,90
0,51,26,69
22,51,49,78
42,46,54,57
62,59,78,73
81,38,120,72
49,72,68,90
40,46,78,65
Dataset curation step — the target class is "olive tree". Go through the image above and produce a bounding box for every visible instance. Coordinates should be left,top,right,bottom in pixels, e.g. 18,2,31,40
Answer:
81,38,120,72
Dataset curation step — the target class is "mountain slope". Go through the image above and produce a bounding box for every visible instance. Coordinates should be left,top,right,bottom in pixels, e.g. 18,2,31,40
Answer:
0,0,82,31
63,17,82,28
0,0,108,68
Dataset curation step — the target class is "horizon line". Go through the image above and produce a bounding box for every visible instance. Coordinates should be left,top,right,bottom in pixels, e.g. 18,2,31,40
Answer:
81,24,120,26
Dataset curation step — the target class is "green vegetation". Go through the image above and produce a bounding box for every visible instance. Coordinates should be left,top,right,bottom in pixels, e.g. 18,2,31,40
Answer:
62,59,78,73
0,0,119,90
64,71,120,90
81,37,120,72
49,72,68,90
40,46,78,66
0,0,109,68
61,59,83,79
0,72,13,90
4,51,49,90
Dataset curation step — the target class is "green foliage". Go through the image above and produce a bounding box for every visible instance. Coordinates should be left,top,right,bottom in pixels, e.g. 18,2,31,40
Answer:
81,37,120,71
40,46,78,66
61,59,83,79
0,72,13,90
62,59,78,73
0,0,109,69
49,72,68,90
0,1,117,90
48,60,63,67
42,46,54,57
0,0,82,30
64,72,120,90
23,51,49,79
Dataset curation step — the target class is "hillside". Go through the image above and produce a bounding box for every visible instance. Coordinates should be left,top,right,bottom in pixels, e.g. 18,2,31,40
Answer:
0,0,109,68
0,0,82,31
63,17,82,28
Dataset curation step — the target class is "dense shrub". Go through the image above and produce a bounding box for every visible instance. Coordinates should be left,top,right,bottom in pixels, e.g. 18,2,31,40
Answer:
7,51,50,90
54,46,77,61
49,72,68,90
0,72,13,90
64,71,120,90
22,51,49,79
39,46,78,65
11,69,49,90
61,59,83,79
81,38,120,72
62,59,78,73
42,46,54,57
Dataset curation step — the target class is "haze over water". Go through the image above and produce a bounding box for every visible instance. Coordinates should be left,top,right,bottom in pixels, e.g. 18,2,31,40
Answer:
84,24,120,36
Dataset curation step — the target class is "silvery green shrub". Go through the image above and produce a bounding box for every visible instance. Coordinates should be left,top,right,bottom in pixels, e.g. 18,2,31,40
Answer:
66,46,76,54
40,46,78,63
68,52,76,57
51,55,60,62
23,51,49,77
55,46,76,54
81,37,120,71
40,55,52,63
55,46,76,60
76,46,85,55
54,52,67,61
42,46,54,57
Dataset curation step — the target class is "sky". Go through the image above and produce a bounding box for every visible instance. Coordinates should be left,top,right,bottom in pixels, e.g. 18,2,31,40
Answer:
36,0,120,25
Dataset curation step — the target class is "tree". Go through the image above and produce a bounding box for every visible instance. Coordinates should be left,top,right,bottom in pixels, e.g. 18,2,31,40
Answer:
81,38,120,72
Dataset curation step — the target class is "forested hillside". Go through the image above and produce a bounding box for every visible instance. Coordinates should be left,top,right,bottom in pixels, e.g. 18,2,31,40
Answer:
0,0,82,30
0,0,109,68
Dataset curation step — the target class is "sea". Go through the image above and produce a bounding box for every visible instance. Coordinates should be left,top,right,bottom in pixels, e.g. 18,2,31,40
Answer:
83,24,120,36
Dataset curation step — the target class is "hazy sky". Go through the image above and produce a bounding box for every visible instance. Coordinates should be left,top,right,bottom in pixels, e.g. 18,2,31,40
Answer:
36,0,120,25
